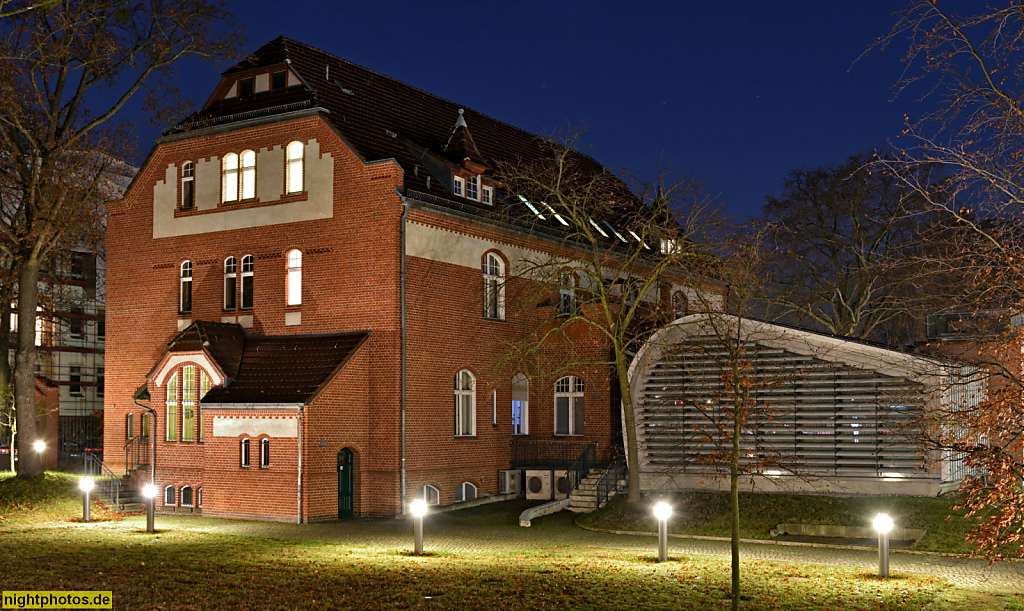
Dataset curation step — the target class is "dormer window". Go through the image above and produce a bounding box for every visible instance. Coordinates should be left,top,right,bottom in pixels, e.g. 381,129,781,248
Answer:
454,175,490,203
482,186,493,205
466,175,479,200
272,71,286,90
239,77,254,97
453,176,464,197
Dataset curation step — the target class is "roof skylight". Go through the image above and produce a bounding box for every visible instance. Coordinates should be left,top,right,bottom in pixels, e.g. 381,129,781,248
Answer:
628,229,651,249
604,221,628,243
518,195,545,220
589,218,609,237
542,203,569,226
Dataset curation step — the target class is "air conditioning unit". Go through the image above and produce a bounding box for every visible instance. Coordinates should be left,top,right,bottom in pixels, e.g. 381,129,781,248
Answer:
553,470,570,500
525,470,552,500
498,469,521,495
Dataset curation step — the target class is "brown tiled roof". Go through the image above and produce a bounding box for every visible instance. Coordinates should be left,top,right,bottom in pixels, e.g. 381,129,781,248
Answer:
167,321,246,378
200,329,369,405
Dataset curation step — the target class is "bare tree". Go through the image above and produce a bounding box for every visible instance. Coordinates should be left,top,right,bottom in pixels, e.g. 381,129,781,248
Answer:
497,131,723,504
0,0,239,477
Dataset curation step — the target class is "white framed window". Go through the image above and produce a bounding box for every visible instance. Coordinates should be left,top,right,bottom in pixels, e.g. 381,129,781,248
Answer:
222,153,239,202
455,482,477,503
512,373,529,435
260,438,270,468
286,141,304,194
180,261,192,313
241,255,254,309
482,185,493,205
482,253,505,320
240,437,250,468
163,485,175,506
466,175,479,200
224,257,237,310
181,161,195,210
125,413,133,440
142,412,150,438
240,149,256,200
672,292,687,319
180,485,193,507
286,249,302,306
182,365,195,442
554,376,585,436
491,389,497,426
559,272,577,316
453,176,464,197
454,369,476,437
196,487,203,508
419,484,440,506
166,373,178,441
199,371,211,443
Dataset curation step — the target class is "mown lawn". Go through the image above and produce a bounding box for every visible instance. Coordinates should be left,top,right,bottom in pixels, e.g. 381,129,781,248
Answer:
0,473,1016,610
578,492,980,554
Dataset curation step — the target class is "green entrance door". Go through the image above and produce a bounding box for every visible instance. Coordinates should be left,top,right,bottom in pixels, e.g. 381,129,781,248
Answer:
337,448,354,518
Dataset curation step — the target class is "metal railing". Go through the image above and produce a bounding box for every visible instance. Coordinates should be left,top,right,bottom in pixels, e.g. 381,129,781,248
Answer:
564,443,596,496
83,451,121,509
123,437,149,475
595,454,626,509
510,440,595,470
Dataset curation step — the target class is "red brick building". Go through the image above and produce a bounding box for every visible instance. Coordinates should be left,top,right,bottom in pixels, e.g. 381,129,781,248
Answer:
105,38,710,521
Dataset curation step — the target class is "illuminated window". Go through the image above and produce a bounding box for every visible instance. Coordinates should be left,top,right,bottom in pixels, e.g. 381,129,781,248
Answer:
286,141,304,194
182,365,195,442
512,374,529,435
483,253,504,320
240,150,256,200
181,162,194,210
454,370,476,437
224,257,236,310
554,376,585,436
222,153,238,202
199,371,210,443
180,261,192,313
286,249,302,306
166,373,178,441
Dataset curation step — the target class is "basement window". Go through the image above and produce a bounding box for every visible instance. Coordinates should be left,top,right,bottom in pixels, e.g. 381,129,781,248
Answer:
455,482,477,502
418,484,440,506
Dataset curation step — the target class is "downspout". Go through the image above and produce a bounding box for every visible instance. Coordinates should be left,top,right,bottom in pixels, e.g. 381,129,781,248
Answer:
399,190,410,515
297,406,303,524
132,394,156,484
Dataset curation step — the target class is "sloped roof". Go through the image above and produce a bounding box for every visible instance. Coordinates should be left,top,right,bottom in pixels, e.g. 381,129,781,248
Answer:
166,322,369,405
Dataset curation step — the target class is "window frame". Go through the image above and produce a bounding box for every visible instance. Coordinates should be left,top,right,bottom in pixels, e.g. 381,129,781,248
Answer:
181,161,195,210
196,487,203,508
259,438,270,469
419,484,440,506
511,373,529,436
453,176,464,197
482,253,505,321
240,437,250,468
240,149,256,200
166,372,178,441
181,365,196,442
163,485,175,506
180,485,193,507
454,369,476,437
482,185,493,205
180,261,193,314
125,413,133,440
286,141,304,194
286,249,302,306
241,255,254,310
222,153,239,202
672,291,688,319
554,376,585,436
199,371,211,443
465,175,480,200
559,272,577,316
224,257,237,310
455,482,477,503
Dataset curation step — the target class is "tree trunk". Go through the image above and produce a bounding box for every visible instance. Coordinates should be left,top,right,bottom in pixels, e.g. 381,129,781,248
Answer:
616,355,641,503
0,294,11,392
731,415,741,611
14,257,41,478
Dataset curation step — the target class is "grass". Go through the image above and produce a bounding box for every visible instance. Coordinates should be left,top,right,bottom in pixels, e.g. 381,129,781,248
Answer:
0,473,1017,610
577,492,980,554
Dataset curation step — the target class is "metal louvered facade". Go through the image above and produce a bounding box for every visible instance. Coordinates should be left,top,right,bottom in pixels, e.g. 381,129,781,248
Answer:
628,315,972,497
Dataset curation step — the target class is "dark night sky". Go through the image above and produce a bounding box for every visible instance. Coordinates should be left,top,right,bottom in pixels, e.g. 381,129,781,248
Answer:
131,1,931,219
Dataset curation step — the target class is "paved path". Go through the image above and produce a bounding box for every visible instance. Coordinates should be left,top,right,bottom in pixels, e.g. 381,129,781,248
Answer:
90,502,1022,594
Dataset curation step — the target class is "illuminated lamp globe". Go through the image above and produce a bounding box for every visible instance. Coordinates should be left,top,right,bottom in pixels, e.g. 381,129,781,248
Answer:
410,499,428,518
873,513,894,534
653,501,672,522
142,484,158,499
33,440,45,453
79,477,95,493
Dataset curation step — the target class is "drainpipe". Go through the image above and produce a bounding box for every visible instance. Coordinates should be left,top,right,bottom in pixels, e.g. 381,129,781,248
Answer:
399,191,410,515
297,407,303,524
132,394,156,484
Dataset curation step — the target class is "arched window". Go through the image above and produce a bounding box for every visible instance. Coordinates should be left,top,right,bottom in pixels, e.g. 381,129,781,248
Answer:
241,255,254,309
260,438,270,468
196,487,203,508
454,369,476,437
455,482,477,503
418,484,440,506
554,376,585,436
559,272,576,316
511,374,529,435
672,292,687,319
222,153,239,202
286,249,302,306
125,413,133,439
180,261,192,313
224,257,237,310
240,149,256,200
286,141,304,194
163,485,175,506
181,162,194,210
199,371,211,443
482,253,504,320
166,373,178,442
181,485,193,507
240,437,250,468
182,365,196,442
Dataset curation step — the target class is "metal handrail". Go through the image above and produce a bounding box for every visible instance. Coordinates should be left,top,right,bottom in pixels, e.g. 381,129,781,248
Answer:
123,437,148,475
83,451,120,509
595,455,626,509
510,439,595,470
564,443,596,496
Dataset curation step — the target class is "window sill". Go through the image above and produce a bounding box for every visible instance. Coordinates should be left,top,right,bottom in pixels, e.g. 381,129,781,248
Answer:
178,311,192,317
454,435,477,439
240,465,250,469
482,316,505,322
512,433,530,437
553,434,584,437
259,466,269,470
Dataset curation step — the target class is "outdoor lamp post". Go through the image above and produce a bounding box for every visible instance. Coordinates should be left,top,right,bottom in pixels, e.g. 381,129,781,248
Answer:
79,477,94,522
142,483,158,533
33,440,45,453
873,513,894,578
410,499,427,556
653,501,672,562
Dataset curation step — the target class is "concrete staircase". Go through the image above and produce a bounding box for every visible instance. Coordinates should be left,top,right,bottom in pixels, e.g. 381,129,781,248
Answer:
94,469,147,513
567,468,626,513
